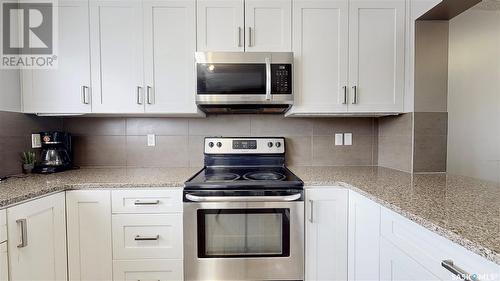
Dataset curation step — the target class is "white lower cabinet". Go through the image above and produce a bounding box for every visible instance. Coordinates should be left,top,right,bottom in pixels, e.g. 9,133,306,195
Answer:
348,190,381,281
305,187,348,281
66,190,113,281
7,192,67,281
0,243,8,281
113,259,183,281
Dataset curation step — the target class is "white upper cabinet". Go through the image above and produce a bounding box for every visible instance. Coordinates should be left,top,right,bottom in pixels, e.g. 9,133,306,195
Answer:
244,0,291,52
22,0,91,114
143,0,198,114
305,187,348,281
288,0,406,116
289,0,349,115
348,0,405,113
197,0,245,52
7,193,67,281
90,0,144,113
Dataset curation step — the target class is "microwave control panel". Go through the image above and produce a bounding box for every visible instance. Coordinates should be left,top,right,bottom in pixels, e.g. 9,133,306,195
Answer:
272,64,292,94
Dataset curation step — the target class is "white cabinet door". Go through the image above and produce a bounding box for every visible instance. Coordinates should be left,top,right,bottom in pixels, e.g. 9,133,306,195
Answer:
0,243,7,281
143,0,198,114
197,0,244,51
289,0,349,115
348,0,405,113
90,0,144,113
380,237,441,281
7,192,67,281
305,187,348,281
348,191,381,281
23,0,91,114
66,190,112,281
244,0,291,52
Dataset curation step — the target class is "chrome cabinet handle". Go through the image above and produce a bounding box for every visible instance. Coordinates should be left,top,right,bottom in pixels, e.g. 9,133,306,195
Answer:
238,27,242,47
146,86,153,105
441,260,480,281
352,86,358,104
265,57,271,100
81,86,90,104
16,219,27,248
134,199,160,205
137,86,143,105
309,200,314,223
342,86,347,104
185,193,301,202
248,27,252,47
134,235,159,241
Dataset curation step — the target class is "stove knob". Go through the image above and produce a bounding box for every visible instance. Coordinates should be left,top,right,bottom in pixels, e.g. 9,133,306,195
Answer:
267,142,273,148
208,142,214,148
275,142,282,148
216,142,222,148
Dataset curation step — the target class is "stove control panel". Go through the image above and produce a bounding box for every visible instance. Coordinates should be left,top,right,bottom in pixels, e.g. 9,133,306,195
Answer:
205,138,285,154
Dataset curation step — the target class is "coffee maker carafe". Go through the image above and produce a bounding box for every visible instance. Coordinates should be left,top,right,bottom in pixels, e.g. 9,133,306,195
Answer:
34,132,73,174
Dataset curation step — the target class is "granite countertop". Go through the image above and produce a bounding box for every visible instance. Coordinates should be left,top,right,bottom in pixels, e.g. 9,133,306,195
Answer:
0,166,498,265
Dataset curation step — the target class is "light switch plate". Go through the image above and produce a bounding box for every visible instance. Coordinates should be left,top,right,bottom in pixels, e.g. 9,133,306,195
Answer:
335,133,343,146
344,133,352,146
31,134,41,148
147,134,156,147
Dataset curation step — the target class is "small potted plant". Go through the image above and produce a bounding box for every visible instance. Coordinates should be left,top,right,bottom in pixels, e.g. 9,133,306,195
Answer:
21,151,36,174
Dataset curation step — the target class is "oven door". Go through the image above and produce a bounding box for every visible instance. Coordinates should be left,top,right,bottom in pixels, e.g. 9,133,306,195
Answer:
184,190,304,281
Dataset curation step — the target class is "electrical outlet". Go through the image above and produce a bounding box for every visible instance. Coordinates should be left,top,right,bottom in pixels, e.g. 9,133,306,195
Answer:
335,133,343,146
344,133,352,146
147,134,156,147
31,134,41,148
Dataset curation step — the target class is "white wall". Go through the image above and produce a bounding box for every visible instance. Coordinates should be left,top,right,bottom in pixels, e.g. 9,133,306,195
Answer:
0,70,21,112
447,6,500,183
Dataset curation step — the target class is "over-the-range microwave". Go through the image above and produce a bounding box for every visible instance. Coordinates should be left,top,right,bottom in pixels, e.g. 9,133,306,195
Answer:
195,52,293,114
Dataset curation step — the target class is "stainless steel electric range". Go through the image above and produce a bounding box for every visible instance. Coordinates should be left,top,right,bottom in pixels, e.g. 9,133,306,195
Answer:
184,137,304,281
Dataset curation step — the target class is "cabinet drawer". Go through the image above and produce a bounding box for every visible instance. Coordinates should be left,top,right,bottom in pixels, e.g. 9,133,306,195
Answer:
0,210,6,243
111,189,182,214
380,207,499,280
112,214,182,260
113,259,183,281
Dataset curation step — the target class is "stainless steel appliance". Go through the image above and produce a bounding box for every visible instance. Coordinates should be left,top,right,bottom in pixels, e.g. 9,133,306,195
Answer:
34,131,73,174
184,137,304,281
195,52,293,114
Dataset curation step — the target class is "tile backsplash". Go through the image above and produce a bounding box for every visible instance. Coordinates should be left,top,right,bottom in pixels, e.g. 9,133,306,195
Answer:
62,115,379,168
0,111,62,177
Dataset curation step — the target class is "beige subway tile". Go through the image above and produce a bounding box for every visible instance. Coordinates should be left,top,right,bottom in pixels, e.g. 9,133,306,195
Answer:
285,136,312,166
63,117,126,136
72,136,126,166
414,112,448,136
126,136,189,167
250,115,313,136
312,118,374,136
413,134,447,172
378,135,412,172
188,115,251,136
126,118,188,136
312,135,374,166
378,113,413,137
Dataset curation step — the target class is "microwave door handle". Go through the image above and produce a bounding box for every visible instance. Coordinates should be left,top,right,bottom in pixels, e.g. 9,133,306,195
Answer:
265,57,271,100
185,193,301,202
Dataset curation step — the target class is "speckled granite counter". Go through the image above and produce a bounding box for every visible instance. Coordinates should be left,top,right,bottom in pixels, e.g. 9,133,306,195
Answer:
0,166,498,265
0,167,199,207
289,166,500,265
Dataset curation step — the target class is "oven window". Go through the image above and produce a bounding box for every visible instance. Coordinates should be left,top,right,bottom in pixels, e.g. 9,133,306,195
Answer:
197,209,290,258
197,64,266,95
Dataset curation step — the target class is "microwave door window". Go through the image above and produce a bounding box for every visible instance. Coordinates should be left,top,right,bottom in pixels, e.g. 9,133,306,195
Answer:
197,64,266,95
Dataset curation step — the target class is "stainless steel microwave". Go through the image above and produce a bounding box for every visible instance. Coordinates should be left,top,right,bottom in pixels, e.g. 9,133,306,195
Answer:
195,52,293,114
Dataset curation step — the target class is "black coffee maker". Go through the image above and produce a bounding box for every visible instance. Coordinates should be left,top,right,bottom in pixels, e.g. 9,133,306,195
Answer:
34,132,73,174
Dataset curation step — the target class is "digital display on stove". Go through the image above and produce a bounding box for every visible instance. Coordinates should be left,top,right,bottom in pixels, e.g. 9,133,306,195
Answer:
233,140,257,149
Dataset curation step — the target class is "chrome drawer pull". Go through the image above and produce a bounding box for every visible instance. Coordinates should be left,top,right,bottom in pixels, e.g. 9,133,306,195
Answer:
134,235,159,241
16,219,28,248
441,260,480,281
134,200,160,205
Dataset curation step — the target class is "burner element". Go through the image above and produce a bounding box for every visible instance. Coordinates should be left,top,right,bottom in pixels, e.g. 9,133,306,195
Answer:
243,171,286,181
205,173,240,182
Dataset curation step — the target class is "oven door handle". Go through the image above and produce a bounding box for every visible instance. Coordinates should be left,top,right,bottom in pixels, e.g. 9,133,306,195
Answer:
185,193,301,202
